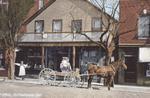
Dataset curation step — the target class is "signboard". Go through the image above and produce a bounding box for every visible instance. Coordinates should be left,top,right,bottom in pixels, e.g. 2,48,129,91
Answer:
139,47,150,62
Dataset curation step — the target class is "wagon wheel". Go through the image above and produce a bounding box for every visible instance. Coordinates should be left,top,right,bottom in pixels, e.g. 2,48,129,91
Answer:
39,68,56,85
64,72,80,87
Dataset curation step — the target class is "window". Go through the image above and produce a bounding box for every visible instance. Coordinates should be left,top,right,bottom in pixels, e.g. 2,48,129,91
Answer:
52,20,62,32
72,20,82,33
138,15,150,39
39,0,44,9
35,20,44,33
92,17,102,31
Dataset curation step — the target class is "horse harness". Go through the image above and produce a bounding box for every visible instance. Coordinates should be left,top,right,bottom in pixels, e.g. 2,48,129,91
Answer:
110,64,116,74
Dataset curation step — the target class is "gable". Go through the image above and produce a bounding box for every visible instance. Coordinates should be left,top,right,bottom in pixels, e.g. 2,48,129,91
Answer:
25,0,103,25
26,0,105,32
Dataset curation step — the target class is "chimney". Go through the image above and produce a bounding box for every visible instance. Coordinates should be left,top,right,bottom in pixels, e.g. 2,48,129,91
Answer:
35,0,50,10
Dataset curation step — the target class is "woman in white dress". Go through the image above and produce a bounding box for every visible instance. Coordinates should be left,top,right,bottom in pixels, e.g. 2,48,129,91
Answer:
60,57,72,72
15,61,28,80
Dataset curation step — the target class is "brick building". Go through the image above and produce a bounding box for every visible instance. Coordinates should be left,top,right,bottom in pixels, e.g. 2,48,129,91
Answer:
119,0,150,85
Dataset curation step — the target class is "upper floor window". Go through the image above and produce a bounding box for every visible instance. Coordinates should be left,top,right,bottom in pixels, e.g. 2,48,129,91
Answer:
138,15,150,39
52,19,62,32
35,20,44,33
72,20,82,33
92,17,102,32
39,0,44,9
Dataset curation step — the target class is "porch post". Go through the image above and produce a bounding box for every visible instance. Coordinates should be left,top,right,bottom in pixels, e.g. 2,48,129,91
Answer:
73,46,76,70
41,46,45,68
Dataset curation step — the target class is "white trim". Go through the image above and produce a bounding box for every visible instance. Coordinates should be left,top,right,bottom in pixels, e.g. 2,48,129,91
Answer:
139,47,150,62
0,68,5,70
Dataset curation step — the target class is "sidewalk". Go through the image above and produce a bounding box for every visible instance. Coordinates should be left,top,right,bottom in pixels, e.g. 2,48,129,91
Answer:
0,77,40,84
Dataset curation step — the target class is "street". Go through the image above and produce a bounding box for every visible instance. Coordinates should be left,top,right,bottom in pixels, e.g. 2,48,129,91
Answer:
0,79,150,98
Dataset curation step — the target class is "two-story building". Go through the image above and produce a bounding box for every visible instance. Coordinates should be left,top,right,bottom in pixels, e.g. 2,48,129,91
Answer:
119,0,150,85
16,0,111,74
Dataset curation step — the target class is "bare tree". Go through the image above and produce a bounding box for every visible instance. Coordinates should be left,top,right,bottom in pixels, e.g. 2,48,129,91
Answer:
0,0,34,79
80,0,120,65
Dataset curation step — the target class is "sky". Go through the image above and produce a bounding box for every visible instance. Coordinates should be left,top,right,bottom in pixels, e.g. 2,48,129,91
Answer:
90,0,119,19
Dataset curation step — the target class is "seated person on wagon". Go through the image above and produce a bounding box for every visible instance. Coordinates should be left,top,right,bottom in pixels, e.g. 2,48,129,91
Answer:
60,57,72,72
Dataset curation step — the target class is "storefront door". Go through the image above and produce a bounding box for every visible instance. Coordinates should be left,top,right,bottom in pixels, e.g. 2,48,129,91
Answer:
125,57,137,83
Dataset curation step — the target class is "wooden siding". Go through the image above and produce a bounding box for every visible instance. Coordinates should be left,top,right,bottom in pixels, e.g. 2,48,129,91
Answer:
19,32,104,43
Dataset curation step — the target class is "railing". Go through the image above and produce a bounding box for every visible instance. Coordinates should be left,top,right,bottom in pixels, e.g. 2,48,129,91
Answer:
18,32,104,42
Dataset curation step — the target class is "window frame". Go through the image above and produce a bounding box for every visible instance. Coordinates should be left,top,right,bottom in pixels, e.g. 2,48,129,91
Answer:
34,20,44,33
138,15,150,39
91,17,102,32
52,19,63,32
71,20,82,33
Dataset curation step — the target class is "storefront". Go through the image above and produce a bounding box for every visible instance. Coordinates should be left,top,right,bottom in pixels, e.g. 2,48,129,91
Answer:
16,46,104,74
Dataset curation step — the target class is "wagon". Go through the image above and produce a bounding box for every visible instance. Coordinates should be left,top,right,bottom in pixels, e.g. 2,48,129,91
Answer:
38,68,86,87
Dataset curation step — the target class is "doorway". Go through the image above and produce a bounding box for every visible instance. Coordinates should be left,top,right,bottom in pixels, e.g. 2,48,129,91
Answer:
125,57,137,83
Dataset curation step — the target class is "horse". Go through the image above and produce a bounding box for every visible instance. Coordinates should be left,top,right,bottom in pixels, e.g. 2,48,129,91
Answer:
87,59,127,90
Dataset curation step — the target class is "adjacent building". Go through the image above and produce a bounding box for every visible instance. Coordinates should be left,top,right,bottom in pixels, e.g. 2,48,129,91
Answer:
119,0,150,85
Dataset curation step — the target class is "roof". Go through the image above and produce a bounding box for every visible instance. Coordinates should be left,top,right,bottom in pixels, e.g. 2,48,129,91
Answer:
23,0,117,25
23,0,56,25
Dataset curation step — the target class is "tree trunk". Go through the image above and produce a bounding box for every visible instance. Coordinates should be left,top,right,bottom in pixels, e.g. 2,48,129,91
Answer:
104,49,113,86
105,50,112,66
5,48,16,80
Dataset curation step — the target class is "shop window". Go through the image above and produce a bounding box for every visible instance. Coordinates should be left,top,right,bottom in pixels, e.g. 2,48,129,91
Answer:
89,51,96,57
83,51,88,57
27,47,42,69
146,64,150,77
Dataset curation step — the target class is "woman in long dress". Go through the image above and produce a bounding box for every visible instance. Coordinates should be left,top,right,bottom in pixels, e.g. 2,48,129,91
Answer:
15,61,28,80
60,57,72,72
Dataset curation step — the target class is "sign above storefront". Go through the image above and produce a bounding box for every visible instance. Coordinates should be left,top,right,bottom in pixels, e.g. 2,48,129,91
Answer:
139,47,150,62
